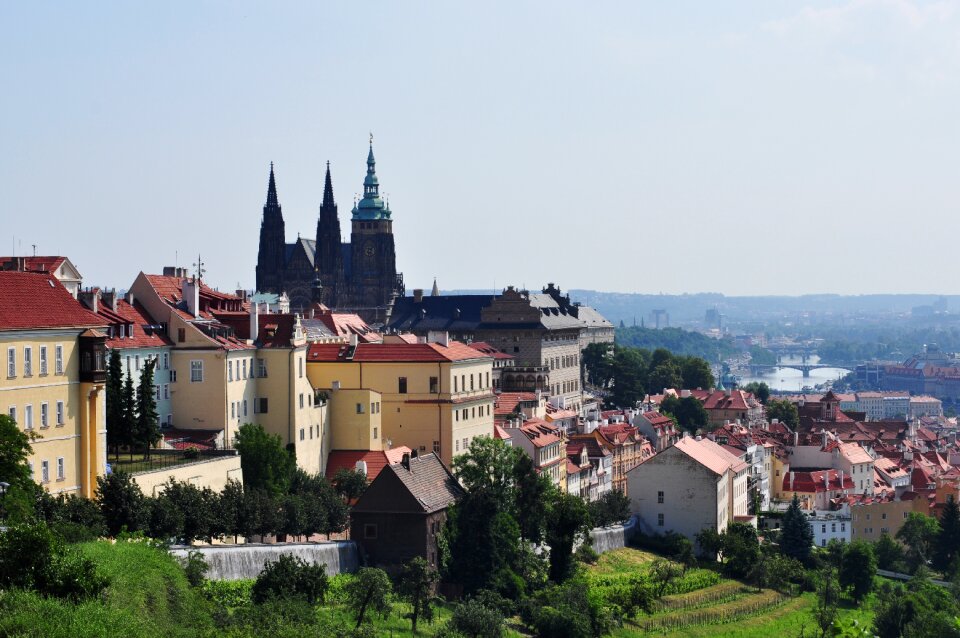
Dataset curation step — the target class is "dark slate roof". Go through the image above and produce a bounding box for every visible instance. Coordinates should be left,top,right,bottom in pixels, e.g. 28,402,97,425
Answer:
285,238,317,268
353,453,463,514
387,294,495,333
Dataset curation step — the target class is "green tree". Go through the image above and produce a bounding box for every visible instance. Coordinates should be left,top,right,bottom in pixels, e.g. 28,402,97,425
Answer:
346,567,392,628
660,395,709,434
451,436,519,505
695,527,724,561
332,468,368,502
935,494,960,575
582,342,614,389
814,568,841,638
839,540,877,602
513,452,551,544
588,489,631,527
233,423,296,495
105,348,126,460
741,381,771,404
218,479,245,542
679,356,715,390
447,598,505,638
765,399,799,428
875,532,904,571
134,358,161,459
122,370,137,460
95,471,148,536
545,491,591,583
0,414,33,492
722,522,760,578
647,361,683,395
398,556,438,633
897,512,940,572
609,347,650,408
649,558,681,596
162,480,218,543
779,494,814,563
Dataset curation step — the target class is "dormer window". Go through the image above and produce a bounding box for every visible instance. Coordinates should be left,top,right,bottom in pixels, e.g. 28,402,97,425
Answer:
128,324,135,338
118,325,125,338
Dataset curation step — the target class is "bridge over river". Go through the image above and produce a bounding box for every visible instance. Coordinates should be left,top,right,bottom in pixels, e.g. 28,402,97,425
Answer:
748,362,851,378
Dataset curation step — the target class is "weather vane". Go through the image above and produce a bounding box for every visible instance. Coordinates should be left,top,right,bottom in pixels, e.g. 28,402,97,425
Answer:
193,254,205,281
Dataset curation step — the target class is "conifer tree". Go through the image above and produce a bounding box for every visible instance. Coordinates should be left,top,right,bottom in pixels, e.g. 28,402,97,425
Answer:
780,494,814,563
105,349,125,460
122,370,137,461
935,494,960,575
135,358,161,460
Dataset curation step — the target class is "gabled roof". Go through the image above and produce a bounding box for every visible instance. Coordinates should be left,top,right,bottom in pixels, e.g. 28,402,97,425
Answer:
98,298,173,349
0,255,68,275
672,436,749,475
353,453,463,514
324,447,412,482
0,272,104,331
467,341,514,360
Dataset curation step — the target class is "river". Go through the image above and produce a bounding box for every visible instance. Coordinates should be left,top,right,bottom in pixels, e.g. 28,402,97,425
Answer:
735,354,851,392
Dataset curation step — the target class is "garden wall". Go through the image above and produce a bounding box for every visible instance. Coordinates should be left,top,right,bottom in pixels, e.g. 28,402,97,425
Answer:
170,541,360,580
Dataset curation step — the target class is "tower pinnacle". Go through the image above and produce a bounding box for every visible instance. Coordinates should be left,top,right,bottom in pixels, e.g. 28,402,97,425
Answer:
322,161,336,207
266,162,280,208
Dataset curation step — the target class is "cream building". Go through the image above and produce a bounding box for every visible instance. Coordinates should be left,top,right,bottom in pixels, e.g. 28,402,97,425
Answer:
307,335,494,466
0,271,107,497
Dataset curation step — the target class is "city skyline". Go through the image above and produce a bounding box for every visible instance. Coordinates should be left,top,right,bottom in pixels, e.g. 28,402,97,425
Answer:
3,1,960,296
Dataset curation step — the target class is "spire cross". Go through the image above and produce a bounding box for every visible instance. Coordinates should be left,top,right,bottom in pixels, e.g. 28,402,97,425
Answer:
369,132,373,145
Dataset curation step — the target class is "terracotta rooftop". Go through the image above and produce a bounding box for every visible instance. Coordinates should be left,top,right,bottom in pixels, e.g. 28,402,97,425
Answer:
307,340,491,363
324,447,412,482
0,272,104,331
673,436,749,475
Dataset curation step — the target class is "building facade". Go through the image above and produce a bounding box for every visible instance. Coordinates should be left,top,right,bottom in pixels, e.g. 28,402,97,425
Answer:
255,142,404,322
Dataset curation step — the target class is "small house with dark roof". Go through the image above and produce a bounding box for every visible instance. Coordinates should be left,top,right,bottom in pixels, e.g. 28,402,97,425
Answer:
350,452,463,570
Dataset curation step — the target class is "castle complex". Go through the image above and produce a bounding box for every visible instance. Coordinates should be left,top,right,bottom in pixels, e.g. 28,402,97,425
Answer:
255,140,404,323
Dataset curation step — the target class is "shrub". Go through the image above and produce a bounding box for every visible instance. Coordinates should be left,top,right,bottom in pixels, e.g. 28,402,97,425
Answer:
0,522,107,601
251,554,328,605
181,550,209,588
447,598,505,638
575,543,600,565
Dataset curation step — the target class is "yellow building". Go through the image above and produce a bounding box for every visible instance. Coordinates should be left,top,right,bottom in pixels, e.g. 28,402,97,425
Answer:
307,336,494,466
0,271,107,497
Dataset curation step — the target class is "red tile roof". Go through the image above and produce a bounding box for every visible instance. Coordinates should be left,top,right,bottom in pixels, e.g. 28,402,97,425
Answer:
0,256,67,275
307,340,491,363
673,436,749,475
324,447,412,482
494,392,539,416
0,272,104,331
783,469,855,493
468,341,515,360
98,298,173,349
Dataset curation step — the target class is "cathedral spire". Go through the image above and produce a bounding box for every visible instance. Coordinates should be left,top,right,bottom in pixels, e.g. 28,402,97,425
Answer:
322,160,335,207
266,162,280,208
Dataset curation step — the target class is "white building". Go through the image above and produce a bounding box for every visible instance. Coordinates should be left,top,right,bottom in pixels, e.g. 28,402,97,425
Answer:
810,509,852,547
626,435,752,541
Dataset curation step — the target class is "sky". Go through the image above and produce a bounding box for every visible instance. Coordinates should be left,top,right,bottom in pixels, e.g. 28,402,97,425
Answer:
2,1,960,297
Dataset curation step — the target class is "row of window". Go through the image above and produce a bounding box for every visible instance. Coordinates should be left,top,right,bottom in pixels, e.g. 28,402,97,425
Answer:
29,457,66,483
8,402,65,429
544,354,579,370
124,352,170,373
552,379,580,396
454,435,477,453
853,511,908,521
394,372,493,395
454,404,491,422
355,401,382,414
6,344,64,378
298,423,321,441
820,522,846,533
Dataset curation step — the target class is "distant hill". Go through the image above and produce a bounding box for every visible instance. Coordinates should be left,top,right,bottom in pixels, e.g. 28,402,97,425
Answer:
615,326,738,361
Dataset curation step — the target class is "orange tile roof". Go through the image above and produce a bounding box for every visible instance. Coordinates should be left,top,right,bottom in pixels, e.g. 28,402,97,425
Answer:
324,446,413,482
98,298,173,349
673,436,749,475
0,272,104,331
307,340,491,363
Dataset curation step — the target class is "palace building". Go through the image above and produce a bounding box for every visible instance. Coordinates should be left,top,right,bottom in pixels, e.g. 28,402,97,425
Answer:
255,140,404,324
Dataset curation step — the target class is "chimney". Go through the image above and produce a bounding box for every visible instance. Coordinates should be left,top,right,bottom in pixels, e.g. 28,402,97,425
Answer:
350,333,358,347
78,289,98,313
401,453,411,471
101,289,118,312
793,431,799,447
413,289,424,303
183,278,200,317
250,301,259,342
427,330,449,347
790,471,795,491
839,469,844,491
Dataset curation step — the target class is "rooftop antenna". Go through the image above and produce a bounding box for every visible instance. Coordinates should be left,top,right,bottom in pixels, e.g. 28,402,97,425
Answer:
31,244,36,257
193,254,205,282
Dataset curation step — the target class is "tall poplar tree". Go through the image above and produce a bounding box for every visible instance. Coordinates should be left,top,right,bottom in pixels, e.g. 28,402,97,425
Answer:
105,349,125,460
122,370,137,461
135,358,161,460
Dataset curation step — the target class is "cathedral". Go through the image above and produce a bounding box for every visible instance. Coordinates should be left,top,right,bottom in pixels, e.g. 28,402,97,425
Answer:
255,141,404,323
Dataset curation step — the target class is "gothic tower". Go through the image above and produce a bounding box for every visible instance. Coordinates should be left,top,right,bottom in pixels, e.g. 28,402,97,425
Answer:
255,163,286,294
349,139,400,310
314,161,343,306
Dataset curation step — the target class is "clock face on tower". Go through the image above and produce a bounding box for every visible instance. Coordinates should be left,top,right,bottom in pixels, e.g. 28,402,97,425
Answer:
364,243,375,257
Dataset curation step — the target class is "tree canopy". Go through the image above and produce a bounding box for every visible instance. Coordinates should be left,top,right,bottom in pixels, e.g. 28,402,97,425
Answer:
233,423,296,495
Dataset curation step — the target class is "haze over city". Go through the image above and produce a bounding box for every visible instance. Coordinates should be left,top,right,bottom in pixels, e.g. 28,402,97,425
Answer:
3,1,959,295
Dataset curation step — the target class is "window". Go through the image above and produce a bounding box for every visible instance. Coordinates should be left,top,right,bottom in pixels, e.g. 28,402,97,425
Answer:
356,403,364,414
453,376,458,392
242,359,247,379
135,354,140,371
242,400,247,417
461,375,465,391
228,361,233,381
398,377,407,394
39,346,48,375
821,539,827,547
470,374,474,390
300,429,305,441
258,358,267,378
155,385,161,401
433,441,441,454
657,513,664,527
24,404,33,430
163,384,169,400
40,403,48,428
462,437,468,451
162,353,169,370
57,457,64,480
657,491,664,504
23,346,32,376
231,403,235,419
257,398,268,413
299,393,304,409
486,372,490,388
430,376,439,393
190,360,203,382
56,401,64,426
455,439,460,452
373,427,378,439
882,513,887,520
119,325,125,339
41,460,49,483
177,328,185,343
841,523,846,532
831,523,836,533
170,369,177,383
455,411,459,422
822,524,827,533
298,357,303,379
55,344,63,374
166,414,173,426
8,406,16,424
364,524,378,539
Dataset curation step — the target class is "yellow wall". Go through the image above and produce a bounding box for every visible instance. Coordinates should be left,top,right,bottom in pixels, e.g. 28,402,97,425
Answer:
307,356,495,466
328,388,382,451
1,330,105,497
132,454,243,496
851,498,921,542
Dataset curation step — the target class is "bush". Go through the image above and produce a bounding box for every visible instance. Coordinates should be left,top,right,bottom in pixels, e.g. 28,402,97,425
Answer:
575,543,600,565
252,554,328,605
181,549,209,587
447,598,505,638
0,522,107,601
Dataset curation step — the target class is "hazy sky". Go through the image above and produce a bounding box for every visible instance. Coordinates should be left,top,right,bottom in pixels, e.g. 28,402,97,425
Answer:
2,2,959,297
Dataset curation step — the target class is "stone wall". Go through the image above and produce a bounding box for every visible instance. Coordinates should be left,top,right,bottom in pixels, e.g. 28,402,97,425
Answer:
132,454,243,496
170,541,360,581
